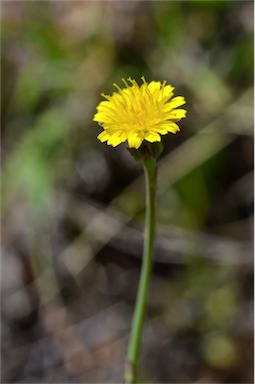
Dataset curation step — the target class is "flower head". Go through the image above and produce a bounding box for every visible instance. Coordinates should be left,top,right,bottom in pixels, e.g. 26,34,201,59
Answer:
93,77,186,149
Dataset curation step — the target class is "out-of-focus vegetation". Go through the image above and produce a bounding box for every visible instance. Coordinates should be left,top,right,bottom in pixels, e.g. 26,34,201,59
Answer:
1,1,253,383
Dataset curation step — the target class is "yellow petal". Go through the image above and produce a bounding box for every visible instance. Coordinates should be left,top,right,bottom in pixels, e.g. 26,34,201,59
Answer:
128,135,143,149
145,133,161,142
166,109,187,121
156,128,169,135
97,131,110,142
162,85,175,98
93,112,115,123
107,134,126,147
167,96,186,109
148,81,161,93
161,123,180,133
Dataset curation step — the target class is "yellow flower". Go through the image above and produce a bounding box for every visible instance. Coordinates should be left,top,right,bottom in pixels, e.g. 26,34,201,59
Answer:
93,77,186,149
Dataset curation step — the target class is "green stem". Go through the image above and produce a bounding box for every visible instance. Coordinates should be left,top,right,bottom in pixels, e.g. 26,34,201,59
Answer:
125,159,157,384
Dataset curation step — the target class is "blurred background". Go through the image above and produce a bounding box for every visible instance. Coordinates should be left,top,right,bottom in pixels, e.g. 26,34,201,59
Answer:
1,1,254,383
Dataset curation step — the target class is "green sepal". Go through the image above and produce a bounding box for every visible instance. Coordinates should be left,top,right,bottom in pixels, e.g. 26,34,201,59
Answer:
128,141,163,165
